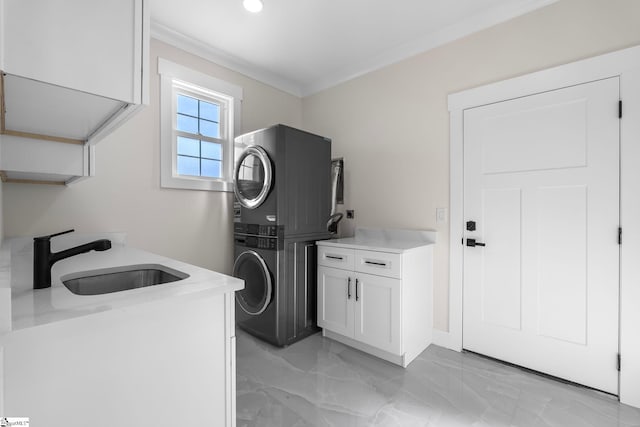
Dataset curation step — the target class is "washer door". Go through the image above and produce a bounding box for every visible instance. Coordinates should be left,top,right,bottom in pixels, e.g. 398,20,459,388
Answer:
233,250,273,315
234,145,273,209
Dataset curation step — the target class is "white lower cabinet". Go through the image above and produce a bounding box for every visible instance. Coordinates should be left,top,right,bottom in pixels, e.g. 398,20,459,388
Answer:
2,291,237,427
317,235,433,367
318,267,401,354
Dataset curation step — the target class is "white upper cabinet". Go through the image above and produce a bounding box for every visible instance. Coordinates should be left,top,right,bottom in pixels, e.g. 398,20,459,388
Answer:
2,0,146,104
0,0,148,184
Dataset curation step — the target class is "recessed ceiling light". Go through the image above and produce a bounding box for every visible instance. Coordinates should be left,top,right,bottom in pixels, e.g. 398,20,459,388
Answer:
243,0,263,13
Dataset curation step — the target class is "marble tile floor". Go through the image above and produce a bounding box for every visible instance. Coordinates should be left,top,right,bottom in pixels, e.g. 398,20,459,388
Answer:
235,329,640,427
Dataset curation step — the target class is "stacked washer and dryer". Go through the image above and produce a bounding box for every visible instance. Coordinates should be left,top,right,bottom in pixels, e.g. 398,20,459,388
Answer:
232,124,332,347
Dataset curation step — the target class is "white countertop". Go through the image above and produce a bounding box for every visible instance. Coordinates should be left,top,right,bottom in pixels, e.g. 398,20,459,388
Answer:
0,233,243,333
318,227,437,253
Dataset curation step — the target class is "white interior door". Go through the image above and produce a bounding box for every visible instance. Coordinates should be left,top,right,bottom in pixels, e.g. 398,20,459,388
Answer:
463,77,620,394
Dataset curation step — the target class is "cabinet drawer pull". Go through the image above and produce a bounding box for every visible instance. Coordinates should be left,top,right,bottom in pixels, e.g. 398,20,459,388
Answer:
326,254,344,261
355,278,359,301
347,277,352,299
364,259,388,267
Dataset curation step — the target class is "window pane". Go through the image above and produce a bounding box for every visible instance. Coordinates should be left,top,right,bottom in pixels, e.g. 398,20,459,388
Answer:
200,119,220,138
177,155,200,176
177,95,198,116
200,101,220,121
177,136,200,157
202,141,222,160
177,114,198,133
202,159,222,178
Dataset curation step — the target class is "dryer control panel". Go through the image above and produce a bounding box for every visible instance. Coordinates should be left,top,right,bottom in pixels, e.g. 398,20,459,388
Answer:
234,223,283,237
234,222,283,250
234,234,280,250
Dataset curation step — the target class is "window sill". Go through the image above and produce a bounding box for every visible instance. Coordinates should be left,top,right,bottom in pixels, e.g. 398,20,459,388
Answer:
161,174,233,192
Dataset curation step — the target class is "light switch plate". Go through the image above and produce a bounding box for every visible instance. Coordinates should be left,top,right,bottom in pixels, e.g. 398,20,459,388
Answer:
436,207,448,224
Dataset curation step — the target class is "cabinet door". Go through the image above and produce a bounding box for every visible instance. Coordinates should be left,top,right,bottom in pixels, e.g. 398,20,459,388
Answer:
2,0,142,103
354,272,401,355
317,266,354,338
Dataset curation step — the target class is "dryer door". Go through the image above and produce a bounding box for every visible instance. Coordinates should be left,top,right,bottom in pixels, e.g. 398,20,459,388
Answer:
234,145,273,209
233,250,273,315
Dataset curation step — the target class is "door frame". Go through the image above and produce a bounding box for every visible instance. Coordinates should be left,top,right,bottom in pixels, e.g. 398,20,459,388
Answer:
448,44,640,408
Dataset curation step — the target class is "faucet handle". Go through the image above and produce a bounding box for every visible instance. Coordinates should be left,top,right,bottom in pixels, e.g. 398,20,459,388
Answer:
34,229,75,241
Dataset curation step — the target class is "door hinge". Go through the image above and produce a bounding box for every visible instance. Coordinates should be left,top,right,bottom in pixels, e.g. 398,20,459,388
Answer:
617,353,621,371
619,100,623,119
618,227,622,245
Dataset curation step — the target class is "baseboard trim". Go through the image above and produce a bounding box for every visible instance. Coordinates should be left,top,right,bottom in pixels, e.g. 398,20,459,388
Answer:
432,329,457,351
323,330,407,366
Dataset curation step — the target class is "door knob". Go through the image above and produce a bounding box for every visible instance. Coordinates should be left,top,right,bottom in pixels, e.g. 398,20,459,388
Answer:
466,238,486,247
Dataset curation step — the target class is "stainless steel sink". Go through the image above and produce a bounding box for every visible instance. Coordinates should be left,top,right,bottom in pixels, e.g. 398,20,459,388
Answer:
61,264,190,295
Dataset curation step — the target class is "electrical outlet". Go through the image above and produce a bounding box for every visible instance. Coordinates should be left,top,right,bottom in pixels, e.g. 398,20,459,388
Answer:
346,210,355,219
436,208,448,224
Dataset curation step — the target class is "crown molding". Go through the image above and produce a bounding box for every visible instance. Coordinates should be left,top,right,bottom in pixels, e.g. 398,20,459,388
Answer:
151,22,303,97
151,0,558,98
301,0,559,96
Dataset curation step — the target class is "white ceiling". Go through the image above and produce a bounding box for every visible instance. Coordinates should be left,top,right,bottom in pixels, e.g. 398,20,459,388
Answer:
150,0,558,97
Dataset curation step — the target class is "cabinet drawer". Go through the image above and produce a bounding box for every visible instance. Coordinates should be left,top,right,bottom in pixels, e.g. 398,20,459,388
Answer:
355,250,401,279
318,246,355,270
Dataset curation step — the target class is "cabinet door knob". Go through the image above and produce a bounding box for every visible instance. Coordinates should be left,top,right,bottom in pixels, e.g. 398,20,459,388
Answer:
347,277,352,299
355,278,359,301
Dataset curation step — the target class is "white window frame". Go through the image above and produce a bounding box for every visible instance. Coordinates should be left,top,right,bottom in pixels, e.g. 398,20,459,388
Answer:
173,81,228,179
159,58,243,191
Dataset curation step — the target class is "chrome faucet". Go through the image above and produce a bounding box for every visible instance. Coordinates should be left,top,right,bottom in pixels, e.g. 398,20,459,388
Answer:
33,229,112,289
